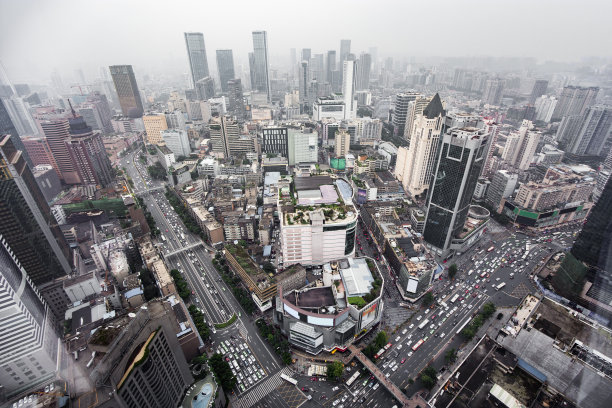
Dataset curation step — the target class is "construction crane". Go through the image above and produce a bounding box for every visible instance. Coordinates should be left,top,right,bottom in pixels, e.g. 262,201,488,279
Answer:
70,84,93,95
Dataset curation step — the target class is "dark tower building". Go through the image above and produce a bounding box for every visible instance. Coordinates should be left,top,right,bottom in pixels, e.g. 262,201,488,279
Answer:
326,50,336,84
216,50,236,93
423,126,489,256
262,126,289,158
529,79,548,104
0,134,71,285
227,78,245,120
184,32,210,88
109,65,144,118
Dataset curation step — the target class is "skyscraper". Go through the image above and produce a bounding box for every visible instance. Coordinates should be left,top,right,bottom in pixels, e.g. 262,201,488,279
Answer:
227,78,245,120
342,60,357,120
326,50,336,83
529,79,548,104
210,116,240,158
394,94,445,198
551,85,599,121
301,48,311,63
109,65,144,118
0,235,58,398
340,39,351,63
40,118,81,184
216,49,235,93
162,129,191,157
248,52,256,90
184,32,210,89
299,60,309,112
143,114,168,145
0,134,71,284
392,91,421,137
65,112,114,186
195,76,215,100
566,105,612,157
482,78,505,105
0,98,33,167
262,126,289,158
423,127,489,255
356,53,372,91
404,95,432,145
252,31,271,102
335,129,351,157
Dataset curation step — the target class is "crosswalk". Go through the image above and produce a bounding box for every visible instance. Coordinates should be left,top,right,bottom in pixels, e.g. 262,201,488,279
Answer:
233,367,293,408
237,320,249,340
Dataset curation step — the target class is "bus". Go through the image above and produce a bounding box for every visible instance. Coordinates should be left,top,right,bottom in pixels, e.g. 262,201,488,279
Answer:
346,371,360,387
418,319,429,330
384,342,393,351
487,246,495,252
450,294,460,304
496,282,506,291
374,348,386,359
411,339,425,351
281,373,298,385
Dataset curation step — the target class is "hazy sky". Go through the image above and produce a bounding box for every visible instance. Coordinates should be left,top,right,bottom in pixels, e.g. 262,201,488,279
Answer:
1,0,611,84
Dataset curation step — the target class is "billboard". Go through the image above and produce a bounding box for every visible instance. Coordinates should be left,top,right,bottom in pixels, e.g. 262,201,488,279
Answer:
356,188,368,204
406,278,419,294
307,315,334,327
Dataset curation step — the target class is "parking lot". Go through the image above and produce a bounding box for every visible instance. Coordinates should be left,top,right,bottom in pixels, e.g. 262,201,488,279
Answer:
215,338,266,394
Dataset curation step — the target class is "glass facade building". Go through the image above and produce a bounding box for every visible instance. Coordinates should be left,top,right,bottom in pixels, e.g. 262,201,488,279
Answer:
109,65,143,118
216,49,235,93
184,32,210,89
251,31,271,101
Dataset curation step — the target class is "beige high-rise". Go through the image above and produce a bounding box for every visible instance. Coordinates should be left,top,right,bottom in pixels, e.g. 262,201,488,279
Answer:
394,94,445,198
143,114,168,145
335,129,351,157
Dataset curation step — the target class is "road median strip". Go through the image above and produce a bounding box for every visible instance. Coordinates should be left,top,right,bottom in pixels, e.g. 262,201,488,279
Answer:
214,313,237,329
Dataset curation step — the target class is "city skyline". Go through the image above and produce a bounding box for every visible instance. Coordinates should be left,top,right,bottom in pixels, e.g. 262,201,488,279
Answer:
1,0,612,82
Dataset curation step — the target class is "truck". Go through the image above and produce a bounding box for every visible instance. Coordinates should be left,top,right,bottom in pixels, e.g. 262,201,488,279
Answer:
450,294,460,304
496,282,506,291
418,319,429,330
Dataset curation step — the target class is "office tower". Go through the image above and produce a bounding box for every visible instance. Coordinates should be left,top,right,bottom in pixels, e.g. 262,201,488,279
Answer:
392,91,420,137
78,92,113,134
555,114,583,146
515,130,540,170
326,50,336,83
551,85,599,121
143,114,168,145
22,137,61,179
115,327,193,408
165,110,186,130
423,127,489,255
195,76,215,100
39,119,81,184
340,39,351,63
342,60,357,120
534,95,558,123
394,94,445,197
301,48,311,62
184,32,210,90
0,135,71,284
252,31,271,102
481,119,501,178
216,50,235,93
356,53,371,91
227,78,245,119
65,112,114,186
0,98,33,168
566,105,612,157
482,78,505,105
0,236,58,398
162,129,191,157
335,129,351,157
210,116,242,157
529,79,548,104
485,170,518,209
288,128,318,165
109,65,144,118
404,95,432,145
262,126,289,158
298,60,309,112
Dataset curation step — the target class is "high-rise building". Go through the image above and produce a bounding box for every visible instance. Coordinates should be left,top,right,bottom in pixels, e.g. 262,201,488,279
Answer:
0,135,71,284
252,31,271,102
404,95,432,145
0,235,58,398
65,113,114,186
143,113,168,145
515,130,540,170
80,91,113,134
109,65,144,118
481,119,501,178
555,114,584,145
326,50,336,83
288,127,318,165
392,91,420,137
298,60,309,112
566,105,612,157
342,60,357,120
335,129,351,157
301,48,311,63
210,116,254,158
22,136,61,179
551,85,599,121
165,110,186,130
534,95,558,123
356,53,371,91
216,49,235,93
482,78,505,105
162,129,191,157
195,76,215,100
184,32,210,90
485,170,518,210
262,126,289,158
394,94,445,198
227,78,245,119
39,119,81,184
529,79,548,104
423,127,489,255
340,39,351,63
248,52,256,90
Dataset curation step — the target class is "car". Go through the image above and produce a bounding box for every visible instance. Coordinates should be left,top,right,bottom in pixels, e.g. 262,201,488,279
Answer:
301,387,308,392
400,358,406,364
475,285,479,289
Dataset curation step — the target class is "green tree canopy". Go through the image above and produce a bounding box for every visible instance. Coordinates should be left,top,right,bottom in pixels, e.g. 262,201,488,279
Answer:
327,361,344,381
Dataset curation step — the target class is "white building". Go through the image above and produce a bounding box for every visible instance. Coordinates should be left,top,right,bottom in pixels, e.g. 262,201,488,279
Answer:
342,60,357,120
162,129,191,157
156,145,176,169
534,95,558,123
197,157,219,176
313,96,345,121
288,128,318,165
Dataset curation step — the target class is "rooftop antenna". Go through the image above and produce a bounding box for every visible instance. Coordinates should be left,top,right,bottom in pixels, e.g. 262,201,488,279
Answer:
67,98,77,118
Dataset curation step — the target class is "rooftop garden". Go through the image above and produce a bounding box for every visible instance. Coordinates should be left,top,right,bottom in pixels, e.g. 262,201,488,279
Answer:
225,244,265,277
352,176,366,188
